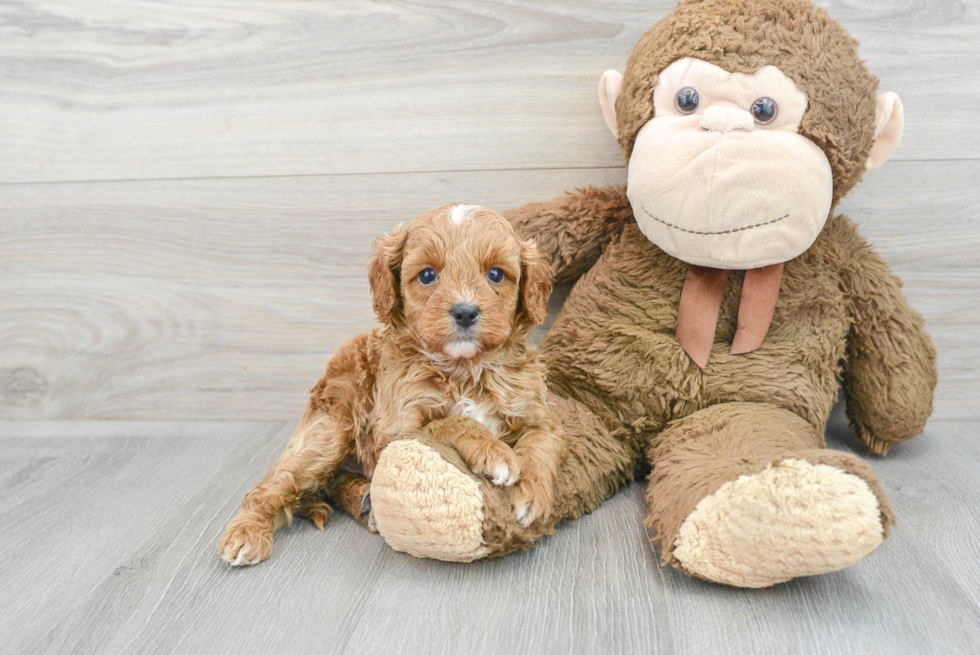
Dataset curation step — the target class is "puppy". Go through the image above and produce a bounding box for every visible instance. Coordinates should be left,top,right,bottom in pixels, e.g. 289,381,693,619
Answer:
219,203,567,566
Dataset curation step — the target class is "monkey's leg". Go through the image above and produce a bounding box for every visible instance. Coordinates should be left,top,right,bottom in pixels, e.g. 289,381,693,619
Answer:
218,414,353,566
325,472,376,533
370,394,634,561
647,402,894,588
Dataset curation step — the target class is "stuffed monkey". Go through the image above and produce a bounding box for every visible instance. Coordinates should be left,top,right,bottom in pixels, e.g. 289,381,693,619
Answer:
367,0,937,587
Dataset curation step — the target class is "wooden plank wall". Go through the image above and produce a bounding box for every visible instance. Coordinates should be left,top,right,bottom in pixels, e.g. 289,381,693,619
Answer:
1,0,977,420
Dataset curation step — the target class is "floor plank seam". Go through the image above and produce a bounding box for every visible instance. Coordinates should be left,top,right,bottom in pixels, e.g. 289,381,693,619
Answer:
2,156,972,188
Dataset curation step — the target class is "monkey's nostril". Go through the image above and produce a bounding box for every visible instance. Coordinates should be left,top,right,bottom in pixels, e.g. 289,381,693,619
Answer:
451,304,481,328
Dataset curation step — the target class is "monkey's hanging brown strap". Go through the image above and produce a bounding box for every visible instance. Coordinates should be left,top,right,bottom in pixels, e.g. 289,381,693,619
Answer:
730,263,784,355
676,266,730,369
676,263,785,368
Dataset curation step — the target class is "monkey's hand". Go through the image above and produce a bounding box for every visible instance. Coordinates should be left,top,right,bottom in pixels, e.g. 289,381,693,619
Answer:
840,221,937,455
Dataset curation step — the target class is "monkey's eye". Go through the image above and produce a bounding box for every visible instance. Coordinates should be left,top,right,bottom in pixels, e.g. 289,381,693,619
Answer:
751,97,778,125
486,267,505,284
417,268,438,286
675,87,700,114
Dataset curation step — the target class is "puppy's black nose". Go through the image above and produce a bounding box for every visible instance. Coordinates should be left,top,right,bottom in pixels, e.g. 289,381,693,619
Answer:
451,304,480,328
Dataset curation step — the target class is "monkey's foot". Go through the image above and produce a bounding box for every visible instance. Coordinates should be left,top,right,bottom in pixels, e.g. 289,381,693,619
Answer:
370,437,538,562
671,456,887,588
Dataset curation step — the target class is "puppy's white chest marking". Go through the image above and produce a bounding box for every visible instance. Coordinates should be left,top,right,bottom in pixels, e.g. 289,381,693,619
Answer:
450,396,504,436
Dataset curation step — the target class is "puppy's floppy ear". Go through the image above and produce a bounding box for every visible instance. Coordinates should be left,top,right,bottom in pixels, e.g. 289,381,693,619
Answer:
517,239,554,326
368,225,408,325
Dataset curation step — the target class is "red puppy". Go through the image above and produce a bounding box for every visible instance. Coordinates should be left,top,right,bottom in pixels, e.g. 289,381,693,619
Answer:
219,204,567,566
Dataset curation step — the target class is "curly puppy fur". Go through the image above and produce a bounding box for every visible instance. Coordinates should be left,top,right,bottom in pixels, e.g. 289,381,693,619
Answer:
218,204,567,566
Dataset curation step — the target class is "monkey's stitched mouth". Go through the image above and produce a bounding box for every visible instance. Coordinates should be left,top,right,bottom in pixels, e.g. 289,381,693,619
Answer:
641,206,789,236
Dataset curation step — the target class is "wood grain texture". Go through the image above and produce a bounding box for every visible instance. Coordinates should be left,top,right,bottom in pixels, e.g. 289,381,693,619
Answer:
0,416,977,654
0,0,977,184
0,167,626,420
2,0,976,420
2,161,975,421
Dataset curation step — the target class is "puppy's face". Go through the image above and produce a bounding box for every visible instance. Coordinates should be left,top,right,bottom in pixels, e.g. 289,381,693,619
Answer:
369,204,552,360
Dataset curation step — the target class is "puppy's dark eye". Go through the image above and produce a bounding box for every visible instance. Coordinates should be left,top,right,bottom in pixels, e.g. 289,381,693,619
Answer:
751,97,778,124
675,87,700,114
417,268,438,286
487,267,505,284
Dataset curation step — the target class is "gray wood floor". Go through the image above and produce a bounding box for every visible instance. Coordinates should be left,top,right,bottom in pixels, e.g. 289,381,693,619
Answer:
1,410,978,654
2,1,979,653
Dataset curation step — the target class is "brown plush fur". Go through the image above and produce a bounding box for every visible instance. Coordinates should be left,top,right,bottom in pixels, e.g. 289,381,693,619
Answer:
377,0,936,576
218,204,566,565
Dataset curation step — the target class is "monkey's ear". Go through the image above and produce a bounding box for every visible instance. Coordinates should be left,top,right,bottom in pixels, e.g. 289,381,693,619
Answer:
517,239,554,327
866,92,904,172
368,225,408,325
598,70,624,138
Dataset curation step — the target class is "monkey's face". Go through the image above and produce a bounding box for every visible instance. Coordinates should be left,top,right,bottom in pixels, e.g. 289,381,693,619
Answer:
596,1,905,271
626,58,833,269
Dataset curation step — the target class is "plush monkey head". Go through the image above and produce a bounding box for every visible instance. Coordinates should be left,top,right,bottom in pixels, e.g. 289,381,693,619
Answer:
598,0,904,269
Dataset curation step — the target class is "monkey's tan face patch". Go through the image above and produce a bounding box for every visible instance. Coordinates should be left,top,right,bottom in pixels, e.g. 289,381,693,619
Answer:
652,58,810,131
626,58,833,269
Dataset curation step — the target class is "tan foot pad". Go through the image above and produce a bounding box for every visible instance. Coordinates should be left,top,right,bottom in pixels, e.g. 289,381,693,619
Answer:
370,439,489,562
673,458,885,588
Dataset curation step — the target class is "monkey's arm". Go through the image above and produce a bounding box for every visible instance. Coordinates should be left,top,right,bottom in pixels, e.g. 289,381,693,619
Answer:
838,218,938,455
504,185,633,286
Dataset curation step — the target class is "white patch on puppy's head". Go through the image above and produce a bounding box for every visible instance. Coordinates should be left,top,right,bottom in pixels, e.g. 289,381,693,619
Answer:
449,204,482,225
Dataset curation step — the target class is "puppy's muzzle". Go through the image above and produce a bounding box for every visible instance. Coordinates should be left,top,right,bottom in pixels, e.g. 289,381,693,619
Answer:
451,303,480,329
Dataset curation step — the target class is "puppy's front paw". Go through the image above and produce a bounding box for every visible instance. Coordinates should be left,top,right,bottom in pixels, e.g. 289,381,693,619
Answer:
491,463,519,487
465,440,521,488
218,513,274,566
509,473,554,528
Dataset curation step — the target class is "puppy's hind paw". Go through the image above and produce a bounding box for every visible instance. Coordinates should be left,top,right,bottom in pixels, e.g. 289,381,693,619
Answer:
218,514,274,567
297,496,334,531
362,493,379,533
